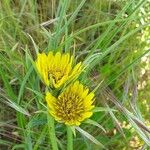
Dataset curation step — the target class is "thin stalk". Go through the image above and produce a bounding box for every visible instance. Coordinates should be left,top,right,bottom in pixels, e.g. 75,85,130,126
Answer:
67,126,73,150
47,113,58,150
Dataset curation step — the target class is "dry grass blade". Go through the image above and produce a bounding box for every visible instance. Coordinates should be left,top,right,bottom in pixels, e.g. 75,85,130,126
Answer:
102,87,150,145
104,102,125,138
0,88,30,116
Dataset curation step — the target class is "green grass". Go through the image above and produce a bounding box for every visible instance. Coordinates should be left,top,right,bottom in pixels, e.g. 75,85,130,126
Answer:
0,0,150,149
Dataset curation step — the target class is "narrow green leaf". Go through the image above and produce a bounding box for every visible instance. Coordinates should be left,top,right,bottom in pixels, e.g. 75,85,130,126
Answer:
17,66,33,104
27,34,39,54
5,99,30,116
70,126,76,137
84,119,106,133
75,127,105,148
93,107,117,113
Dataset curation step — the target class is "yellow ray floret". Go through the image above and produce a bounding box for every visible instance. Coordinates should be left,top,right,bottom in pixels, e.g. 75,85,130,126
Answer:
35,52,82,88
46,81,95,126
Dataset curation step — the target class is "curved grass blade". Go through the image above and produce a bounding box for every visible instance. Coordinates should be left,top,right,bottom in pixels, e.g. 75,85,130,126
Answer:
75,126,106,149
93,107,117,113
84,119,106,133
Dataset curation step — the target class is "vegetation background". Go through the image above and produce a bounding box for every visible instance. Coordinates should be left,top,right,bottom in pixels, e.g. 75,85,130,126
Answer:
0,0,150,149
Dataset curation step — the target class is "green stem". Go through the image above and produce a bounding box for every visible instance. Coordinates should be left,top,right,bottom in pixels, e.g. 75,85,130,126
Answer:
47,113,58,150
67,126,73,150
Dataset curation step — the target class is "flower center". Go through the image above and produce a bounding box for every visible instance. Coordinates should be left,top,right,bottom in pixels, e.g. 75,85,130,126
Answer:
49,69,64,83
55,93,85,122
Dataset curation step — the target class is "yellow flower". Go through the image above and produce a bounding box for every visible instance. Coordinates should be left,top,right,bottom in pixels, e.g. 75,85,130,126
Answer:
35,52,82,88
46,81,95,126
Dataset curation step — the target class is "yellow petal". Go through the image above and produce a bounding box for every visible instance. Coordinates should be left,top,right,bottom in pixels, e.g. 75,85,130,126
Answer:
85,93,94,101
55,52,61,65
81,88,89,99
45,92,56,110
53,75,68,88
47,51,54,69
71,62,82,75
35,53,49,86
82,112,93,120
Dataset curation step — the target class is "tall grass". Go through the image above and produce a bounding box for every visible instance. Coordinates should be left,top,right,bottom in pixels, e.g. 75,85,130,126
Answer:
0,0,150,149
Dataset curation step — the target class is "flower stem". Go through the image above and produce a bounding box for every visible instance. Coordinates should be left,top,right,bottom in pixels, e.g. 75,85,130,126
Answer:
67,126,73,150
47,113,58,150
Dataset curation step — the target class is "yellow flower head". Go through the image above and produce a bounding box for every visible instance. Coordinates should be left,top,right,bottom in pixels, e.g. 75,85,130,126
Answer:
35,52,82,88
46,81,95,126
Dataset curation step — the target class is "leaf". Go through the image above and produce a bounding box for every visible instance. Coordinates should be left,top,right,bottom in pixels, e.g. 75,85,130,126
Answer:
104,88,150,146
26,87,44,99
75,127,105,149
105,103,125,138
92,80,104,93
0,89,30,116
12,144,26,150
27,34,39,54
84,119,106,133
56,0,86,37
70,126,76,137
92,107,117,113
5,99,30,116
28,114,47,128
83,53,102,67
17,66,33,104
